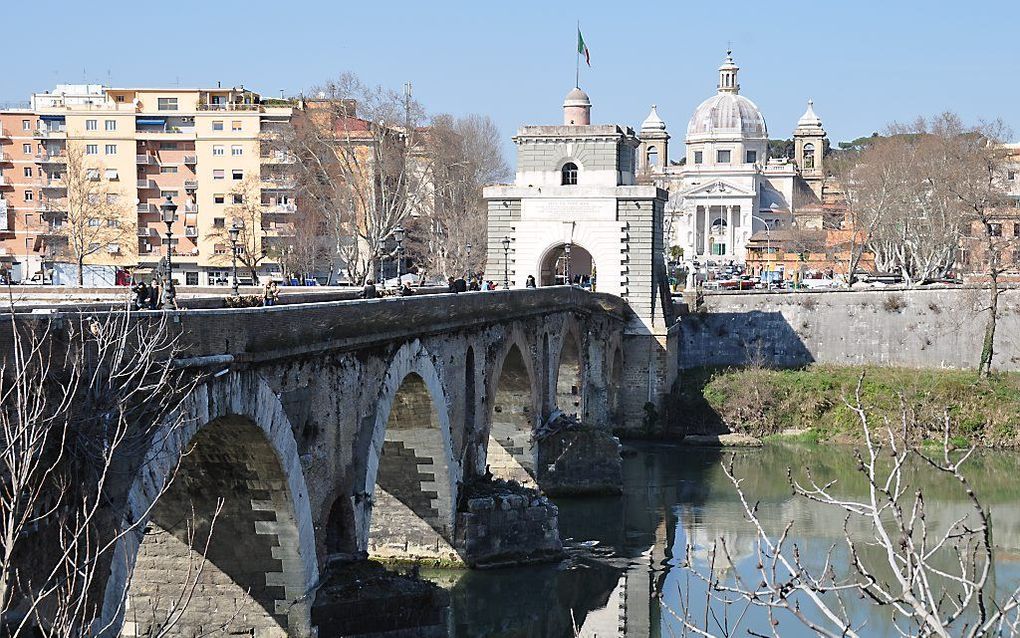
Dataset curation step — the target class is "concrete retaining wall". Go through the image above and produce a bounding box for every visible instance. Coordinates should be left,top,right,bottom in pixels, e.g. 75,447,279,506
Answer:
679,287,1020,371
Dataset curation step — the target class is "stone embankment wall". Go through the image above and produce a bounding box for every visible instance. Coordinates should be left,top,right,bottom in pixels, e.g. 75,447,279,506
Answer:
679,287,1020,371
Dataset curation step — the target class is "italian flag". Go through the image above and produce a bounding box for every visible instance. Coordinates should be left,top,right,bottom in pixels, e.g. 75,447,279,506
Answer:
578,29,590,67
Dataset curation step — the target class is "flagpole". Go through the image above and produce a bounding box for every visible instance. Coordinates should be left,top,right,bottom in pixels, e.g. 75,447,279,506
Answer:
575,21,580,88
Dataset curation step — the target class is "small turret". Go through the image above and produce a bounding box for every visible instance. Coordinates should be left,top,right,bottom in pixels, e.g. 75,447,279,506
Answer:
563,87,591,125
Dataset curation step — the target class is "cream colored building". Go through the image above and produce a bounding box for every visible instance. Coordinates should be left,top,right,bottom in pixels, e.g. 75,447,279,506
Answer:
0,84,296,285
638,52,828,266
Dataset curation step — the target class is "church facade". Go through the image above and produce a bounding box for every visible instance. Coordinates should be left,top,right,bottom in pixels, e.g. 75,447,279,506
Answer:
637,51,829,266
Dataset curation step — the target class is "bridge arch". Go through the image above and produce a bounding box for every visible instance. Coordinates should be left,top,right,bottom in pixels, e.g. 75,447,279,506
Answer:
103,373,317,637
358,340,460,562
484,329,540,485
538,241,596,287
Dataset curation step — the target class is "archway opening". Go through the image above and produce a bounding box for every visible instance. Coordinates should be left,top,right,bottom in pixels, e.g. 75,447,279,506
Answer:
486,343,536,485
540,243,594,287
557,333,582,417
126,417,304,637
368,372,454,560
325,495,356,555
465,346,476,436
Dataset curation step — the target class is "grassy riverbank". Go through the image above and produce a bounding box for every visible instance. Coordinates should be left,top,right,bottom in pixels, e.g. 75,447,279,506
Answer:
675,365,1020,447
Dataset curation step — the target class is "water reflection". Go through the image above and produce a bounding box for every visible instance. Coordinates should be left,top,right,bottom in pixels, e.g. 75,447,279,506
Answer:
427,443,1020,637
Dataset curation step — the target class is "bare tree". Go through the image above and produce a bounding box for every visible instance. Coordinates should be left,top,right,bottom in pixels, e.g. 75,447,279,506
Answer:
671,377,1020,637
0,306,216,636
209,176,271,283
44,144,132,286
405,113,511,280
280,73,431,284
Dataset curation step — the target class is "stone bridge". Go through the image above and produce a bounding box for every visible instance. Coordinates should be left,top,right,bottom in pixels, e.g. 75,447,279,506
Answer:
31,287,663,637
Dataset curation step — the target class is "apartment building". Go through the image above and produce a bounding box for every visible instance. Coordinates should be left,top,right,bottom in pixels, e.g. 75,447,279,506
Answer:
0,84,297,285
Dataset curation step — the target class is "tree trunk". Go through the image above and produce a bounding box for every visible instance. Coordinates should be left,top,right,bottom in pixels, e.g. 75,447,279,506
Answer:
978,275,999,377
77,255,84,287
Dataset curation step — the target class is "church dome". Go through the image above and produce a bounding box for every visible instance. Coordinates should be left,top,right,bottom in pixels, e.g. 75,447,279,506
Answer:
686,51,768,141
563,87,591,106
641,104,666,132
686,92,767,140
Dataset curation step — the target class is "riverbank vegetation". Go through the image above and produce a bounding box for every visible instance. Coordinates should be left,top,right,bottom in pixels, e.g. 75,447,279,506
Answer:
676,365,1020,446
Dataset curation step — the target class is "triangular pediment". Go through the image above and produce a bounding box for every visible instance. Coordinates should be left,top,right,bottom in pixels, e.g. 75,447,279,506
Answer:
682,179,755,197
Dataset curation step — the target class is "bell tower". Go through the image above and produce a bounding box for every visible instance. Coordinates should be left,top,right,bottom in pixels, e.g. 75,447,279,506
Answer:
793,99,827,198
638,105,669,177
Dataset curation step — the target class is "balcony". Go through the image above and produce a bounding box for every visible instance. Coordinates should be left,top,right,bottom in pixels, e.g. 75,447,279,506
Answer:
137,226,154,237
137,179,158,190
0,153,11,163
183,155,197,164
264,202,297,214
39,202,67,217
34,127,67,139
39,178,66,191
197,103,260,112
0,127,8,139
185,226,198,237
261,152,296,164
184,204,199,214
40,224,66,237
136,154,157,165
135,126,197,138
0,176,8,187
184,179,198,190
36,152,67,164
260,177,296,190
137,203,154,214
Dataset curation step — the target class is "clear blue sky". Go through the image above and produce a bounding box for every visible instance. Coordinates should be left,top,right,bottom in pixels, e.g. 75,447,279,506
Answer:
3,0,1018,162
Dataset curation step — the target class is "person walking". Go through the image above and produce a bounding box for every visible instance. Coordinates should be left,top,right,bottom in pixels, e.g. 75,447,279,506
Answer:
148,279,160,310
133,280,150,310
262,279,279,306
361,278,378,299
525,275,536,288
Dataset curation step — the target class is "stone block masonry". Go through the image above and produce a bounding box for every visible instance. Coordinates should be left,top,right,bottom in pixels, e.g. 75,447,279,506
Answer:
455,480,562,568
537,428,623,495
679,287,1020,371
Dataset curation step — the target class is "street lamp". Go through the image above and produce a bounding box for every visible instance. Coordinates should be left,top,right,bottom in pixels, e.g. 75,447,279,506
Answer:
393,226,405,281
563,242,572,286
465,242,472,279
228,221,241,297
160,194,177,309
501,236,511,289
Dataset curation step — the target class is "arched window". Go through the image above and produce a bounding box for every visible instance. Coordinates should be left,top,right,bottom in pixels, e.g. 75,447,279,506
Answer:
561,162,578,186
803,143,815,169
646,147,658,167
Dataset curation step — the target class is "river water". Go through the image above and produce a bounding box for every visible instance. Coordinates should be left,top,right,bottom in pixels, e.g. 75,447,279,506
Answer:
422,442,1020,637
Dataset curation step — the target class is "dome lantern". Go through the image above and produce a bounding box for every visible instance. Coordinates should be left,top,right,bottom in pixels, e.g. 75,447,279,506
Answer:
717,50,740,94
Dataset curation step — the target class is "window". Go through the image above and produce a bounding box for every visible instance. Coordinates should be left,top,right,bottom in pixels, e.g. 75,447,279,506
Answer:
88,218,100,228
213,169,225,180
86,119,98,131
214,243,228,255
1014,223,1020,238
1008,170,1017,181
105,120,116,131
115,95,125,102
231,145,243,156
160,190,179,199
561,162,578,186
694,151,703,164
22,120,30,131
105,144,117,155
160,166,179,174
22,144,31,154
989,222,1003,237
106,218,120,227
23,167,32,177
716,149,731,163
157,97,178,111
232,194,244,204
24,191,33,201
213,217,225,228
646,146,658,167
711,241,727,256
86,168,100,181
231,121,242,132
746,150,757,164
186,272,199,286
214,194,225,204
803,143,816,169
104,168,119,181
25,214,34,225
213,145,225,156
232,169,243,180
159,142,179,150
86,144,99,155
212,121,224,131
106,193,118,204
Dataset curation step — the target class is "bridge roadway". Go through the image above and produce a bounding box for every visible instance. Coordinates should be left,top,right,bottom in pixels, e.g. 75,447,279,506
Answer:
4,286,645,637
